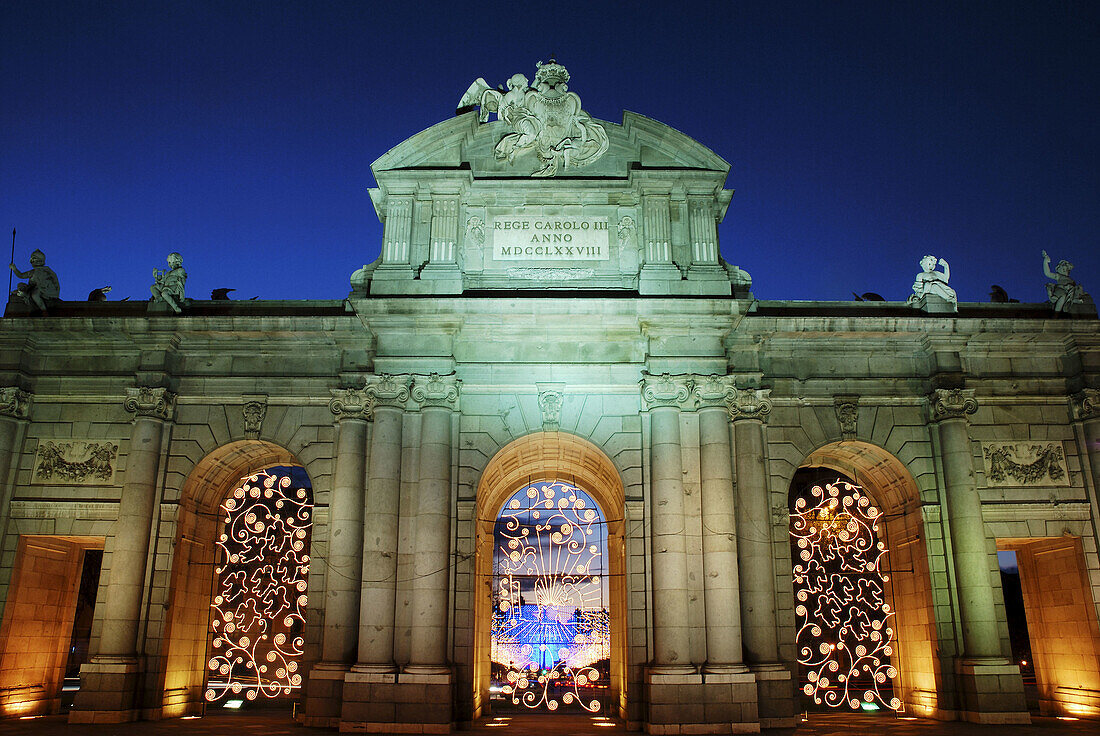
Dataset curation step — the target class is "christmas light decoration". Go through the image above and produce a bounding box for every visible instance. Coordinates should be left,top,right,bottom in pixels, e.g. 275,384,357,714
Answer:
790,479,901,711
491,480,609,712
205,470,312,702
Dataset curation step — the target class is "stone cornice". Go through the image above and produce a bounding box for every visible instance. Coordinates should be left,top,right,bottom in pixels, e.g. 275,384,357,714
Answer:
411,373,460,410
928,388,978,422
1072,388,1100,421
640,373,692,410
124,386,176,421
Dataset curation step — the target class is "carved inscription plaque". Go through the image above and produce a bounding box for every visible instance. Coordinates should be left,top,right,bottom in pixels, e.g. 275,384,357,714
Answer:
32,439,118,485
492,216,610,261
981,441,1069,487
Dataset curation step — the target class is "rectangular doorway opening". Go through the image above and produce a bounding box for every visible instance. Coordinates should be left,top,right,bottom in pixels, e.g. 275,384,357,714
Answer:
0,536,104,717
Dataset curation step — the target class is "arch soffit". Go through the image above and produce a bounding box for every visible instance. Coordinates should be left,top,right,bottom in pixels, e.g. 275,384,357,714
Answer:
476,432,625,521
179,439,302,514
798,440,922,515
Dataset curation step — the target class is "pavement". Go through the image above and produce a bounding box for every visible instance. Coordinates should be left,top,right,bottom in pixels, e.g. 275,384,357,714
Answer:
0,710,1097,735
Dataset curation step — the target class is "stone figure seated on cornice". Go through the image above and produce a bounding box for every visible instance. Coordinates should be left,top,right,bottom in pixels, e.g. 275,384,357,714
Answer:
1042,250,1089,313
9,248,60,314
151,252,187,314
908,254,957,305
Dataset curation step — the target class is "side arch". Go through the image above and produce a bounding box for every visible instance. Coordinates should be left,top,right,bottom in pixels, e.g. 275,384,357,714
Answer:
157,440,303,718
472,432,627,719
792,440,947,718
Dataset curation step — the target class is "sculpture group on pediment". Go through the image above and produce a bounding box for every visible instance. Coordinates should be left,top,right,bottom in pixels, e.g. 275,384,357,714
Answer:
458,60,609,177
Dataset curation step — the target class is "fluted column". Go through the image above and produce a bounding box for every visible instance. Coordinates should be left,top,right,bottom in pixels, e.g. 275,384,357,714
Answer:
0,388,30,569
730,387,780,666
406,373,459,674
96,387,174,659
930,389,1003,661
1072,389,1100,561
693,376,746,673
321,389,369,666
641,373,694,672
355,375,410,672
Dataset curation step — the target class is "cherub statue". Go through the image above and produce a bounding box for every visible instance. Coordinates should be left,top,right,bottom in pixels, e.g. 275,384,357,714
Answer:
151,252,187,313
9,249,60,313
1042,250,1087,312
909,255,957,304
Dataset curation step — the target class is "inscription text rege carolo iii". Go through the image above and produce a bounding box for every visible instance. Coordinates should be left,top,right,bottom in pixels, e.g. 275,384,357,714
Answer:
492,216,610,260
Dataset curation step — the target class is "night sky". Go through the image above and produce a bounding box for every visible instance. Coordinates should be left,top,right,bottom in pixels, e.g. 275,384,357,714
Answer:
3,2,1097,304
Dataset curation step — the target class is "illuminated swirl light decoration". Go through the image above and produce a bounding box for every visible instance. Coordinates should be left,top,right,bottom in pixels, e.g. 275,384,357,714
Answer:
790,479,901,711
205,469,312,703
491,480,609,712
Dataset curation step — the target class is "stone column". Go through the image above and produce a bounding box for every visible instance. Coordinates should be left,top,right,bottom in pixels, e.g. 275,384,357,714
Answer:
730,388,780,666
930,389,1028,723
70,387,174,723
1072,389,1100,561
355,376,410,672
692,376,746,672
641,374,694,672
929,389,1002,660
96,387,174,659
406,373,459,674
320,390,370,666
0,387,30,557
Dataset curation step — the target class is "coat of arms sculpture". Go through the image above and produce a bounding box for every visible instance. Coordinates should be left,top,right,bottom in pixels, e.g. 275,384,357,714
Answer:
458,60,609,177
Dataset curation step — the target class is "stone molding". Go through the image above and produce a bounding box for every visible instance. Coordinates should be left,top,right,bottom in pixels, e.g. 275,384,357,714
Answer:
32,439,118,485
241,396,267,439
1071,388,1100,421
411,373,460,410
329,374,412,421
834,395,859,439
536,382,564,431
0,386,30,420
640,373,692,410
928,388,978,422
124,386,176,421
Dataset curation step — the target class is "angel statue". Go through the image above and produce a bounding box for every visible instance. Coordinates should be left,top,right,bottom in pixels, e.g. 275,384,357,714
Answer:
908,255,957,305
457,60,609,177
1042,250,1088,313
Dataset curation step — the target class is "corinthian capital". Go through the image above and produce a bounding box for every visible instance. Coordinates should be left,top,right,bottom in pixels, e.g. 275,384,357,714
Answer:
928,388,978,422
411,373,460,409
728,388,773,422
691,374,737,410
1072,388,1100,421
0,386,30,420
640,373,692,410
124,386,176,421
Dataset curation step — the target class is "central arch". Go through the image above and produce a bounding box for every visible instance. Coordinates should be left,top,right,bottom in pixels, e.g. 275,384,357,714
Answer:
473,432,627,721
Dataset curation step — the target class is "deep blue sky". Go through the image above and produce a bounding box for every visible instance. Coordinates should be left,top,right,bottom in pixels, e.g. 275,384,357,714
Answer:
2,1,1097,303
